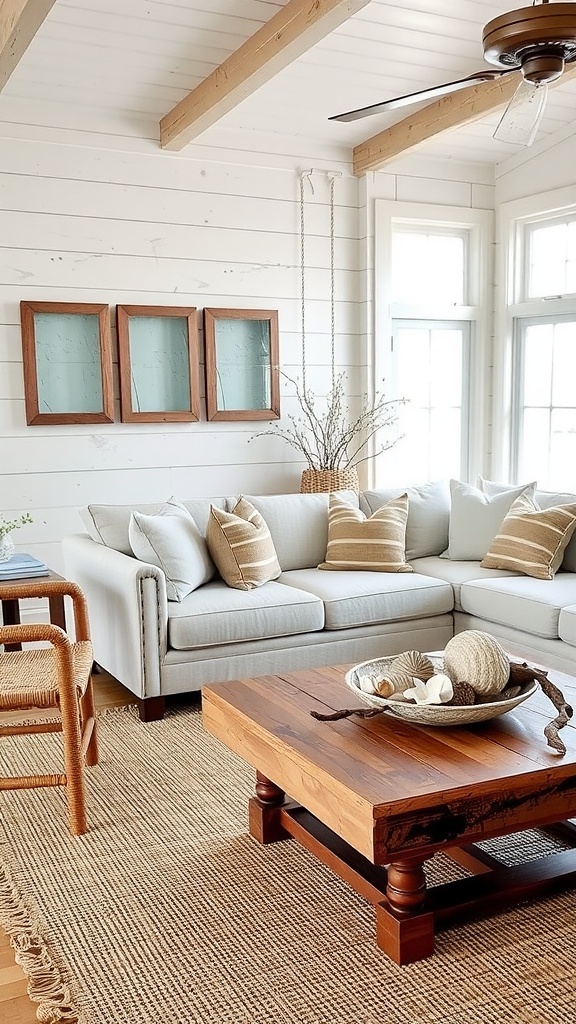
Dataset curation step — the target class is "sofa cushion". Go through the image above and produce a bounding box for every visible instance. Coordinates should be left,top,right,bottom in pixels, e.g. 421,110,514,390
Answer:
168,579,324,649
410,556,521,611
480,494,576,580
81,497,227,555
536,490,576,572
558,605,576,647
240,491,358,571
279,568,453,630
206,497,281,591
361,479,450,559
318,493,412,573
460,574,576,639
128,497,215,602
442,479,536,560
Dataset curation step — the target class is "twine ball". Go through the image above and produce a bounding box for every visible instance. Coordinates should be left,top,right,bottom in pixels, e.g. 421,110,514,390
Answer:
443,630,510,697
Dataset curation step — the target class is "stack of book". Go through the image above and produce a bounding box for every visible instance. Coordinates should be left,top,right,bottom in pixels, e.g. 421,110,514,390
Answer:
0,552,50,580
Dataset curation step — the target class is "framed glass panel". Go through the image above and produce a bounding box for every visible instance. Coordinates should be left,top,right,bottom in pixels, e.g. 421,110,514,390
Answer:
117,305,200,423
512,313,576,489
19,301,114,425
204,308,280,421
387,319,470,482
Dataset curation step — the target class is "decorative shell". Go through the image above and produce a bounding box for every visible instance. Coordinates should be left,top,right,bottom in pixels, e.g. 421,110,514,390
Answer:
404,674,453,706
443,630,510,697
389,651,435,682
373,673,415,698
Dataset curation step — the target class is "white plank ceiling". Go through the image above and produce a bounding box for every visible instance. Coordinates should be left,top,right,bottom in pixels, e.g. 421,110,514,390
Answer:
3,0,576,167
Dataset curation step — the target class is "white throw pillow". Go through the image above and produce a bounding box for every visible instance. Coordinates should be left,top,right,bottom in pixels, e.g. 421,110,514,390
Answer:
129,496,215,602
441,479,537,561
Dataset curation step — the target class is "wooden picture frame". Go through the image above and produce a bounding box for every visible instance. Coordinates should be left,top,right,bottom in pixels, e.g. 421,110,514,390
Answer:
116,305,200,423
19,301,114,425
204,308,280,421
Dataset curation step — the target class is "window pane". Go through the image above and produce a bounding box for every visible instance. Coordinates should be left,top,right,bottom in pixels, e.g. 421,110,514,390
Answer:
552,322,576,406
529,223,567,296
396,328,430,404
430,329,462,404
515,316,576,489
390,320,466,482
430,408,461,478
549,408,576,490
391,230,464,304
523,324,553,405
519,408,550,485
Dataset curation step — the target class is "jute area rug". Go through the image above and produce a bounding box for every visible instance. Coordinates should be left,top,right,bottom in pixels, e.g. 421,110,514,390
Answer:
0,704,575,1024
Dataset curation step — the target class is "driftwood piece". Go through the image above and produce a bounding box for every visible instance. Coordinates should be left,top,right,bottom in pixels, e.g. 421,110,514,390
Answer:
310,707,384,722
509,661,573,755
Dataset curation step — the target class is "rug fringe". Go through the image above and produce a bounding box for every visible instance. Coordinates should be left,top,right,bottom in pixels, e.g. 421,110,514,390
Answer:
0,856,84,1023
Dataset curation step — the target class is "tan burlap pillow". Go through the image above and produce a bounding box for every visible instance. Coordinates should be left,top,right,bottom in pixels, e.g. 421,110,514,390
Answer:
318,493,413,572
206,497,281,590
480,493,576,580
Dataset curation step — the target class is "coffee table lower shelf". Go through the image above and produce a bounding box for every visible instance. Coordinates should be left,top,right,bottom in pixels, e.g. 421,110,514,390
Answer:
249,779,576,965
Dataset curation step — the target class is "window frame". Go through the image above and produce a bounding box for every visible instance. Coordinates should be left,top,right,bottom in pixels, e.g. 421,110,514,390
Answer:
375,201,493,485
495,184,576,483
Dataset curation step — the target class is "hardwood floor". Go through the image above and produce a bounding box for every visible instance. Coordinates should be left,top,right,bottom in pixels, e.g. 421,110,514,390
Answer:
0,672,136,1023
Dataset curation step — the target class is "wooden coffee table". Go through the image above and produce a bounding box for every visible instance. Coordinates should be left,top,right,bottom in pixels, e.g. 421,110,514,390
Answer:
202,663,576,964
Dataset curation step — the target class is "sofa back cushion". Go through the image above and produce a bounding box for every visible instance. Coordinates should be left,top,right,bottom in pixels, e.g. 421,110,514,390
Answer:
536,490,576,571
441,478,536,560
239,491,359,571
360,479,450,560
81,497,228,555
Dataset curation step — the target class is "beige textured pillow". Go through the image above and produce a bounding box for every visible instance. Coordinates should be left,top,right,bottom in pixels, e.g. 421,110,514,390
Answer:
480,493,576,580
318,493,413,572
206,497,281,591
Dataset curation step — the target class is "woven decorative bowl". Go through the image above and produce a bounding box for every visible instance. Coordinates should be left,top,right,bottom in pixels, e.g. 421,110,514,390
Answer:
345,655,538,726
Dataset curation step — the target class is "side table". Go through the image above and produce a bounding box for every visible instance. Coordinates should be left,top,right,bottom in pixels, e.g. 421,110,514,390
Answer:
0,567,67,651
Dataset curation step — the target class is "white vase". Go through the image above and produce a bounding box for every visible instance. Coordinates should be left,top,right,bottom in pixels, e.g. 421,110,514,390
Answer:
0,533,15,562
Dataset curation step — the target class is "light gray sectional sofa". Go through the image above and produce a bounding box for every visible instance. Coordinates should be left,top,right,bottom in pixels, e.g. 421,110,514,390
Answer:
62,480,576,720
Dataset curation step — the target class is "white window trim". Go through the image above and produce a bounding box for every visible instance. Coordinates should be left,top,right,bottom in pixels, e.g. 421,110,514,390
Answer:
375,200,493,484
494,184,576,481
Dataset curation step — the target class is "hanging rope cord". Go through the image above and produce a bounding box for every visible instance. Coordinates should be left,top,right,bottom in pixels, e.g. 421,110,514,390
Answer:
328,173,336,392
300,170,339,395
299,171,313,394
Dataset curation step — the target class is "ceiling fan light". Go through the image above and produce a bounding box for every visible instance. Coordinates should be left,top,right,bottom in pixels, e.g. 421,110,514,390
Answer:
493,78,548,146
521,52,565,83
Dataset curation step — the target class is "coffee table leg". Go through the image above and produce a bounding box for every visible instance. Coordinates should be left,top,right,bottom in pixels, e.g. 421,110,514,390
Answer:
375,857,435,965
248,771,288,845
249,770,289,843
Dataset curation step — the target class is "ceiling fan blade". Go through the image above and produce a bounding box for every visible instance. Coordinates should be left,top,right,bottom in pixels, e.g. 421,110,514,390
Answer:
329,69,512,123
493,78,548,146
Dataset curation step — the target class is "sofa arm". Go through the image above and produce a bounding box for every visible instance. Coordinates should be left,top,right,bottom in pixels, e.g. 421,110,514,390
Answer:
62,534,168,700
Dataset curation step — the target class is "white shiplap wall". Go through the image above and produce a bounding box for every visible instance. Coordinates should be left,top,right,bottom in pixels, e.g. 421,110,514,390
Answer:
0,119,494,573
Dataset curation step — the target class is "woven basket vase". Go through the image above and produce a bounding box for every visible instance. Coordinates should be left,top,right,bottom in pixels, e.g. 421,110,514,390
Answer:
300,467,359,493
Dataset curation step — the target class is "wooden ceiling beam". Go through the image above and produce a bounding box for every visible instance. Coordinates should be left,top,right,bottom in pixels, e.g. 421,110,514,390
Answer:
0,0,57,91
353,63,576,175
160,0,372,151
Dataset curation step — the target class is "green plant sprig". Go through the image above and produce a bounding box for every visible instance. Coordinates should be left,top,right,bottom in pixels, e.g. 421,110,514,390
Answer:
0,512,33,539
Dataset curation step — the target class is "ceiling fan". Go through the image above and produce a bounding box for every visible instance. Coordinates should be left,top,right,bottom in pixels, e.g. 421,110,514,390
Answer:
330,1,576,146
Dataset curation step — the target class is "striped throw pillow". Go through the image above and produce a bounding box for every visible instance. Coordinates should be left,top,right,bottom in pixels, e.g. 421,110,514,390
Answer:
206,497,281,590
318,493,413,572
480,493,576,580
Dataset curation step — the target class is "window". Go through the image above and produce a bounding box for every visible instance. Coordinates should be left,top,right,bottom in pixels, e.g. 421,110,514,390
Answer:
513,316,576,488
501,195,576,490
375,202,492,486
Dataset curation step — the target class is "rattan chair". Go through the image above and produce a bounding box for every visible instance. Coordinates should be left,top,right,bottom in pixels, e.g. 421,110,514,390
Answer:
0,579,99,835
